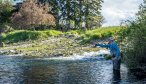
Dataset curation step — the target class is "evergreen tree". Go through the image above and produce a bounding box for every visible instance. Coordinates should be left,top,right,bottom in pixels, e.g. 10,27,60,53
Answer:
0,0,14,24
39,0,103,31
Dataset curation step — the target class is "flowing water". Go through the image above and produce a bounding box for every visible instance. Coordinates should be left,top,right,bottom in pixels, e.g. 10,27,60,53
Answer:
0,50,146,84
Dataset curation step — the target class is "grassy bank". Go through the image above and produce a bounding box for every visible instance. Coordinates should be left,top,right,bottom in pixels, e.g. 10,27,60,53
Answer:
82,26,123,43
0,26,123,57
1,30,63,43
1,26,123,44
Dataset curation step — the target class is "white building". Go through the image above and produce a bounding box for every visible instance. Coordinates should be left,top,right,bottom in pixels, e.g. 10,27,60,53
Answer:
12,0,24,5
1,0,24,5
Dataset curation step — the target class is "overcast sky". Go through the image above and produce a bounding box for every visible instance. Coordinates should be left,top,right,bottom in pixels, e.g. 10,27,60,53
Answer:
101,0,143,26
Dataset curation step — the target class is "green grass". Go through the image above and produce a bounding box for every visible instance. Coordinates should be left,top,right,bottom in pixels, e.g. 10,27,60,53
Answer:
0,26,124,57
65,30,84,35
1,26,123,44
2,30,63,43
81,26,123,43
43,30,63,36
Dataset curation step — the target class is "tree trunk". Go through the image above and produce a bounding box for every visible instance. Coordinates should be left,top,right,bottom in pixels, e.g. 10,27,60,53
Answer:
85,2,89,29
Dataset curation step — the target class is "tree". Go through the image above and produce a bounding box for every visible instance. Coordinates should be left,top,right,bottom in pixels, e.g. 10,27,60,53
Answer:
83,0,103,29
11,0,55,30
0,0,14,46
118,0,146,69
39,0,63,30
0,0,14,33
39,0,103,31
0,0,14,24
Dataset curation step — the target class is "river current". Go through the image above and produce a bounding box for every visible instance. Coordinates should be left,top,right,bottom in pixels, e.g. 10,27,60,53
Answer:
0,50,145,84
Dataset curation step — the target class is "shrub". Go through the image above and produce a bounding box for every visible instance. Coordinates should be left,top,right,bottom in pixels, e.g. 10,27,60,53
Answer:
11,0,55,30
117,1,146,69
118,22,146,69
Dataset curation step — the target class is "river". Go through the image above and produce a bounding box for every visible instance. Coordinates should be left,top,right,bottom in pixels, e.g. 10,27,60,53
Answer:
0,50,146,84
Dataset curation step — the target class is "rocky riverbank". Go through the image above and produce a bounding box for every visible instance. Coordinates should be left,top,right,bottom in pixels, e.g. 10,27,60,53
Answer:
0,35,100,57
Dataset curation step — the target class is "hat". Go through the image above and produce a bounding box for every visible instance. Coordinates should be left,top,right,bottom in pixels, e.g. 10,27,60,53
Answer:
108,37,114,41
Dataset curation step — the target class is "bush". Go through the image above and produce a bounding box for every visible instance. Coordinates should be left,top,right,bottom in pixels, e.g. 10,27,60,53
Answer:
118,22,146,69
104,55,112,60
117,1,146,69
11,0,55,30
0,24,14,33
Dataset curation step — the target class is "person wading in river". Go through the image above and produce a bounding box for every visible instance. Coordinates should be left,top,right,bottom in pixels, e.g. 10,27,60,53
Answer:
94,37,121,71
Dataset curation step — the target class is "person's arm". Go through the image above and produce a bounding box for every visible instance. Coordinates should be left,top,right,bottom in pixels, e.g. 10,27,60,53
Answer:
95,44,110,48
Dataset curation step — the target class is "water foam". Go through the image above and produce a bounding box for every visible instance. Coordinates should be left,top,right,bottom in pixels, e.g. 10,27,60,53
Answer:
38,50,110,61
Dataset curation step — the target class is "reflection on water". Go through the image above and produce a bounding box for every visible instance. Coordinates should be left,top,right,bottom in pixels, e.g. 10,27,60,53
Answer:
0,55,146,84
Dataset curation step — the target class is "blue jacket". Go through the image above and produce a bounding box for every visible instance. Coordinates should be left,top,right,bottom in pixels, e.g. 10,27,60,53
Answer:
96,41,121,57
